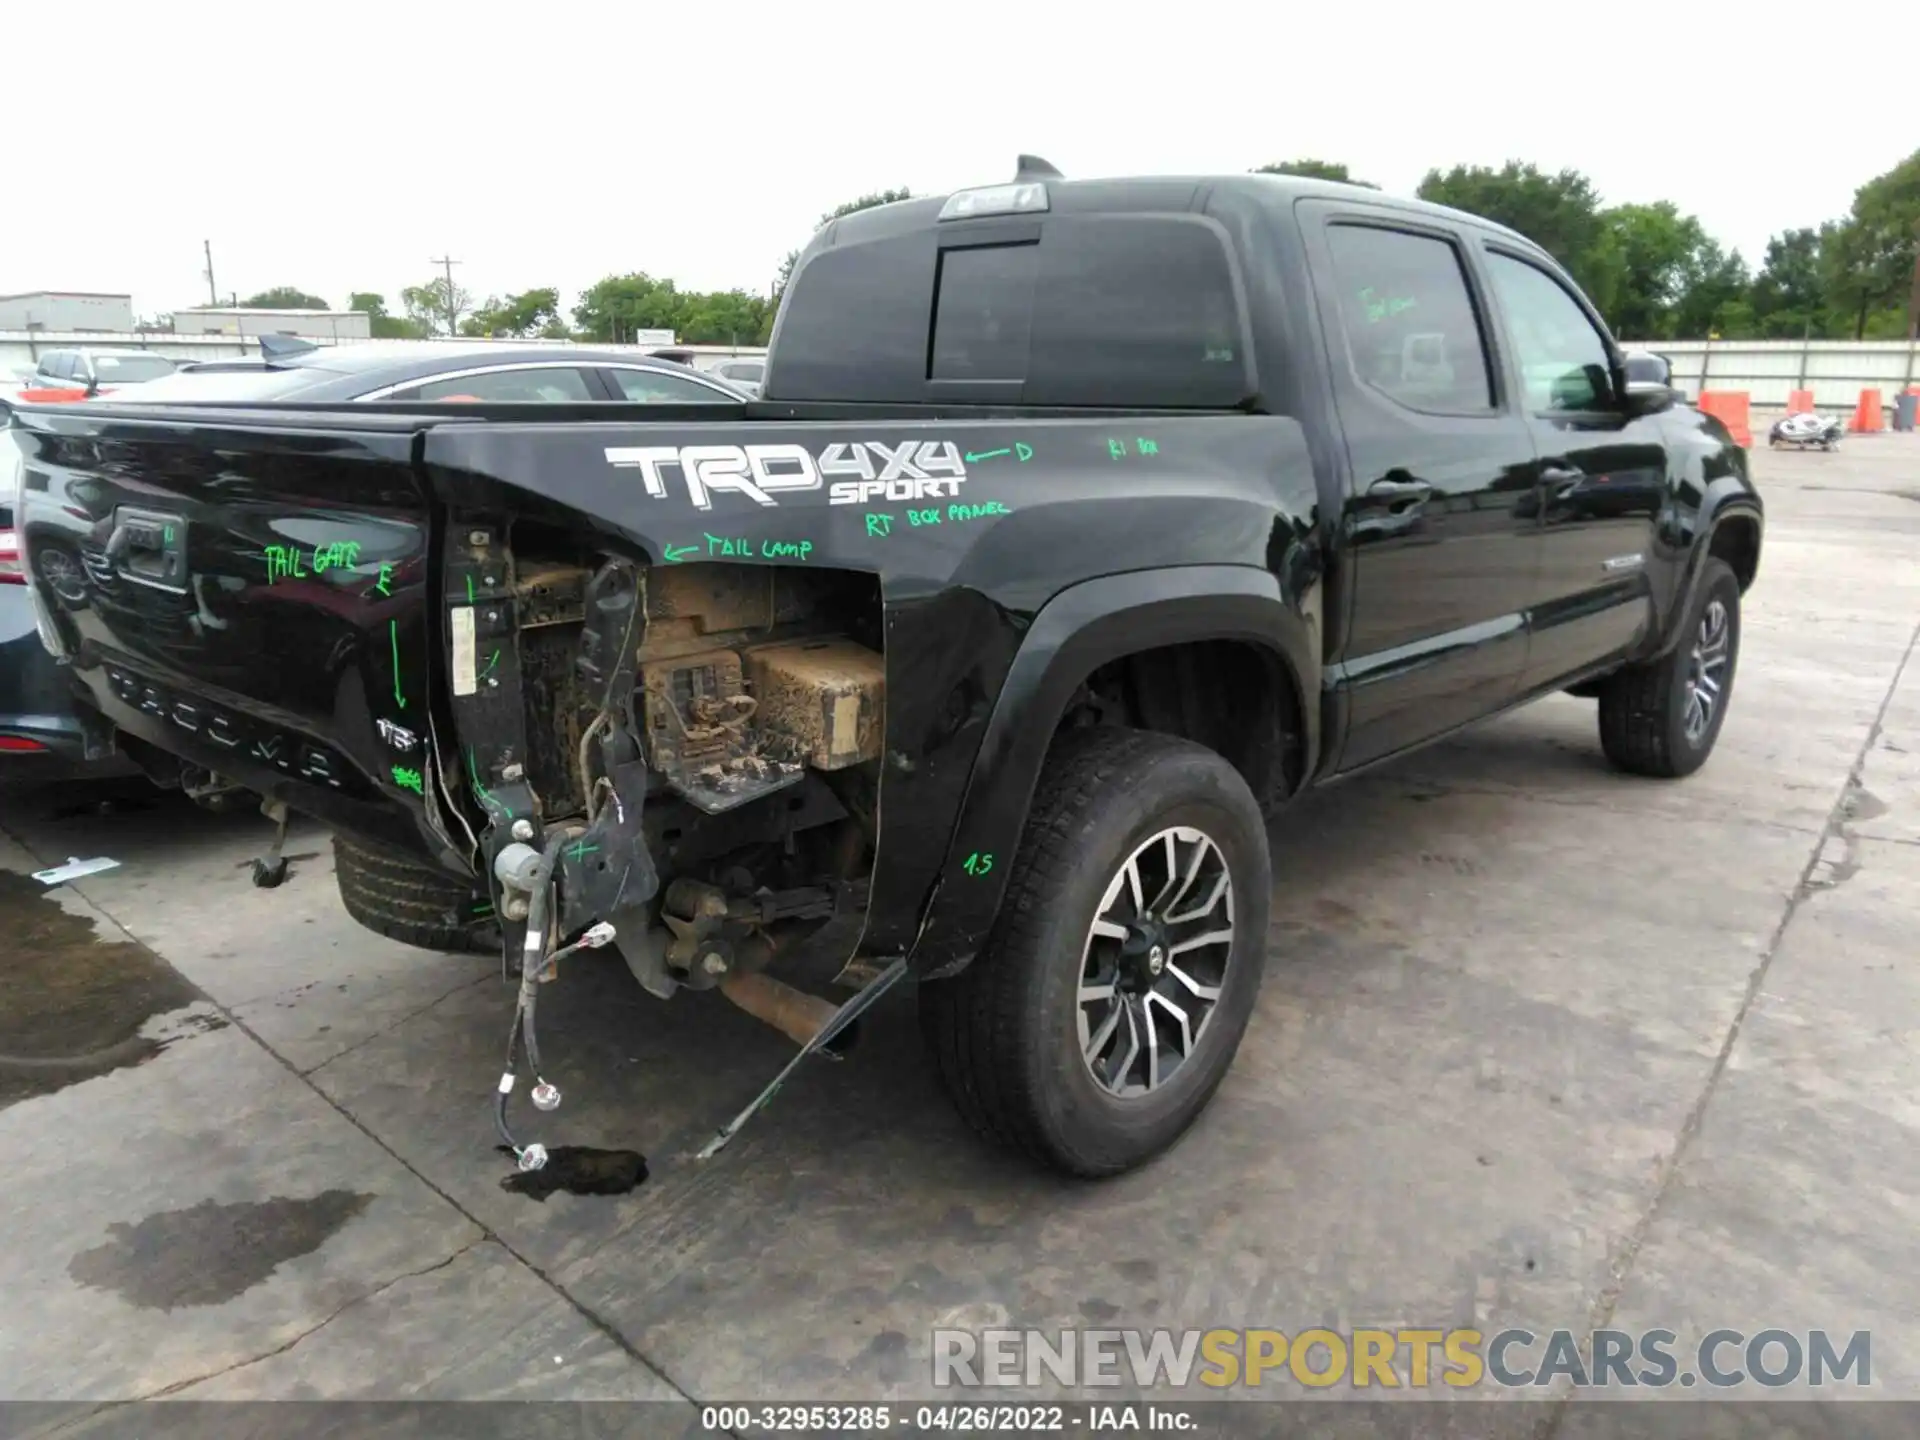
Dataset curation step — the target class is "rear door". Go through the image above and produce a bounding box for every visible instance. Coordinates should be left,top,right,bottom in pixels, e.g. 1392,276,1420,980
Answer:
1477,247,1667,689
1298,203,1541,771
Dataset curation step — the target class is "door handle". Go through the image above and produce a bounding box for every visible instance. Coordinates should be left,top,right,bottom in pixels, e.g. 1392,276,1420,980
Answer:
1538,466,1584,485
1367,477,1433,503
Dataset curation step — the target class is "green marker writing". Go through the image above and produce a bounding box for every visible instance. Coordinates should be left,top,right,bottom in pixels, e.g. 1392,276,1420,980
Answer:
371,563,395,597
466,748,494,806
391,765,425,795
389,620,407,708
965,447,1011,463
663,543,700,563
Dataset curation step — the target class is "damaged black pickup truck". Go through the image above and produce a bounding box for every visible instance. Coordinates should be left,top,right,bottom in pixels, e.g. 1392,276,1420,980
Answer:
12,159,1762,1178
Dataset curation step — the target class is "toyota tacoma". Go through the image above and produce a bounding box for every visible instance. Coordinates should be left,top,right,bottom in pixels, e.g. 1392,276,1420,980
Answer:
11,158,1762,1178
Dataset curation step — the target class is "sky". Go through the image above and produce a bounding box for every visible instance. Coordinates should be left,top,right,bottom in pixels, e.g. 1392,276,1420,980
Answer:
5,1,1908,325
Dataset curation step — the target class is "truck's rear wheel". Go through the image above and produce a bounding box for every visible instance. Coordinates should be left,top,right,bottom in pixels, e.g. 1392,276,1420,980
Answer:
918,728,1270,1178
332,835,499,956
1596,556,1741,779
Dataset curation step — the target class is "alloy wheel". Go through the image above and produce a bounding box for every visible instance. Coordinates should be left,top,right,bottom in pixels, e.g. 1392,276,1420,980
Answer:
1684,598,1731,744
1077,826,1235,1097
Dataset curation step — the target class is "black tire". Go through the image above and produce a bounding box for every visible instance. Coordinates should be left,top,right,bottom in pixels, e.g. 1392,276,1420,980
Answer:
1597,557,1741,779
332,834,500,955
918,727,1271,1178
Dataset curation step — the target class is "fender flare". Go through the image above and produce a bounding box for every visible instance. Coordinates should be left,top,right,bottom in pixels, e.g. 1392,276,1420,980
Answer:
906,564,1320,978
1651,494,1764,660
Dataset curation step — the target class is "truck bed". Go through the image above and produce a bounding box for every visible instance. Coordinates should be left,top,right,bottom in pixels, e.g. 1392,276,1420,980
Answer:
12,397,1324,960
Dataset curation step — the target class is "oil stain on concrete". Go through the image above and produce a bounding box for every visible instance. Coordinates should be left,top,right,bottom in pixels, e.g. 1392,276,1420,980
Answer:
0,868,215,1109
68,1190,374,1310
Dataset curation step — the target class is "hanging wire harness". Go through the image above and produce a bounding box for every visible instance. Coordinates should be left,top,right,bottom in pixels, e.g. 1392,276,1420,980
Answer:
489,831,617,1172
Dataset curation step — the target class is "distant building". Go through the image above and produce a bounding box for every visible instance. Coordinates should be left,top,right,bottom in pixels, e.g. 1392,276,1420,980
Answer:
0,291,135,332
172,307,372,342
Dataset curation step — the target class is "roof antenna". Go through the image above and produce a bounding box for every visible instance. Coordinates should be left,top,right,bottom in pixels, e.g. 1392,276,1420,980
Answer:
1014,154,1063,182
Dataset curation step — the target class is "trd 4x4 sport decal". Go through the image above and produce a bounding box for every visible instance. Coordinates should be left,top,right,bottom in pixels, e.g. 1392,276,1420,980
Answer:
605,440,968,511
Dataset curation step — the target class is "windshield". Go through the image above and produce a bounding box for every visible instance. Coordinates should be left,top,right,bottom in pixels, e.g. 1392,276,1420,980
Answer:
91,354,180,385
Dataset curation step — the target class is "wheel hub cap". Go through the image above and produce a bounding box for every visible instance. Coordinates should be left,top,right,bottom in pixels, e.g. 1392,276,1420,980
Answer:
1078,826,1235,1098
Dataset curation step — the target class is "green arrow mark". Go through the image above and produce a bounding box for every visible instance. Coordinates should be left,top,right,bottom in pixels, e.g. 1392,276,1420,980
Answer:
663,543,700,563
964,447,1011,463
389,620,407,707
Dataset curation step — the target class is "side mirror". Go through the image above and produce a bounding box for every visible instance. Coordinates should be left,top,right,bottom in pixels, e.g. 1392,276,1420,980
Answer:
1622,383,1678,417
82,373,101,397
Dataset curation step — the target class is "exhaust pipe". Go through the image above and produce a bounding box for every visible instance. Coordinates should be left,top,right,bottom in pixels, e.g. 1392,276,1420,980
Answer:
719,969,858,1055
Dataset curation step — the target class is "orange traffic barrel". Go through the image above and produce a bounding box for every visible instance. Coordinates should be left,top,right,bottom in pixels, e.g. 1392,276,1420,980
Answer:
1697,390,1752,447
1786,389,1814,414
1849,389,1885,432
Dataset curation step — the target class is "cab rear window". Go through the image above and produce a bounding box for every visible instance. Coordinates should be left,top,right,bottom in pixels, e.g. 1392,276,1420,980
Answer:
774,214,1250,408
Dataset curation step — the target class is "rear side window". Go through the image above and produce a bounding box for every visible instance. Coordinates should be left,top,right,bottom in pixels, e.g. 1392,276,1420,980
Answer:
1324,224,1494,414
774,214,1250,407
608,368,735,403
402,368,594,403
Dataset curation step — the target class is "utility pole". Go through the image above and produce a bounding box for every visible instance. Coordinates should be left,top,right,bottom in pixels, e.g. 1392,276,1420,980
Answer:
203,240,217,307
429,254,461,335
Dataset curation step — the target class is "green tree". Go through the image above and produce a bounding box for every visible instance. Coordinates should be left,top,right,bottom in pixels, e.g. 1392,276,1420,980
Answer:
1746,229,1826,338
676,288,774,346
400,277,471,337
1252,158,1377,188
349,291,430,340
776,187,914,292
461,287,565,338
1820,149,1920,337
240,286,329,310
1593,202,1699,338
571,272,689,342
1671,238,1751,340
1417,162,1609,295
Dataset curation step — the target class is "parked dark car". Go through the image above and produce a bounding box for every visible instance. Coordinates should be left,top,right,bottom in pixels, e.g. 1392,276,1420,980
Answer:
2,343,749,786
14,161,1762,1178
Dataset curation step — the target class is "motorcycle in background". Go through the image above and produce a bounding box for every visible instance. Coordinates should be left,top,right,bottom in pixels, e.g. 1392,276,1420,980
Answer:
1769,412,1845,451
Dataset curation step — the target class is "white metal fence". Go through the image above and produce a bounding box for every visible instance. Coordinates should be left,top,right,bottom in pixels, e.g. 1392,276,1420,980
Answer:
1624,339,1920,410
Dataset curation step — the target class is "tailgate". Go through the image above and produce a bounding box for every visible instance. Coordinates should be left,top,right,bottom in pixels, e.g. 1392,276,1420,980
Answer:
12,404,445,851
